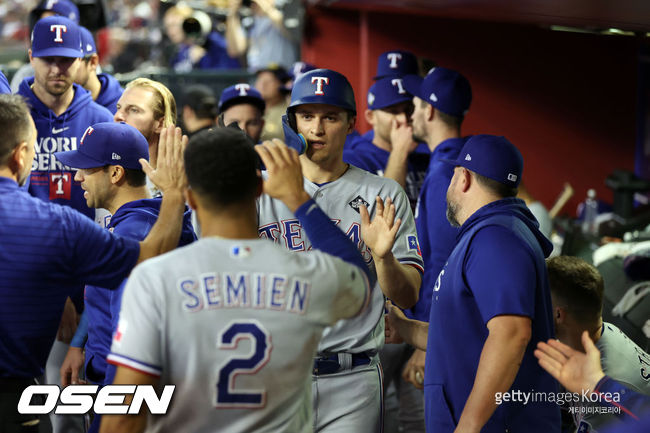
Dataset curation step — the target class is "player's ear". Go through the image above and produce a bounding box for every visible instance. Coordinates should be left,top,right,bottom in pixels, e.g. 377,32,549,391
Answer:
110,165,125,184
185,187,198,210
460,167,472,193
426,104,434,122
28,49,34,64
555,306,566,324
346,113,356,134
10,141,29,174
364,109,374,126
90,54,100,70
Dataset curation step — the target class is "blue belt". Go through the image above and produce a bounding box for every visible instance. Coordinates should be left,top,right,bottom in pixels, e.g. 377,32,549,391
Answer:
313,352,372,375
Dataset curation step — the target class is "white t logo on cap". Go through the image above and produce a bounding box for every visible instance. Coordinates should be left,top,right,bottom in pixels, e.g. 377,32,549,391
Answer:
391,78,406,94
387,53,402,68
311,77,330,95
50,24,67,43
235,83,250,96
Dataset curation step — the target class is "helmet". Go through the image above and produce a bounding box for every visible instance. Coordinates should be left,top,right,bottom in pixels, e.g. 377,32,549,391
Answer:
288,69,356,114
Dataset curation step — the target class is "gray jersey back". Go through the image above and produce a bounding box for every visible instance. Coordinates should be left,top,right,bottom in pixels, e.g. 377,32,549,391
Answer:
572,322,650,431
257,166,424,355
108,237,369,433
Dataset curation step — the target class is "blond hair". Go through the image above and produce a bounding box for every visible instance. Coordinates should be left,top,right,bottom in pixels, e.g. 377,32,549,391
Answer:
126,78,177,128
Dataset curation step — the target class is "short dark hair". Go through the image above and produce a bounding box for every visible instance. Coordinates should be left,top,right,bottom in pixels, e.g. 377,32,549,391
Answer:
123,168,146,187
184,128,259,208
0,94,32,166
472,172,518,198
547,256,604,325
183,85,218,120
419,99,464,128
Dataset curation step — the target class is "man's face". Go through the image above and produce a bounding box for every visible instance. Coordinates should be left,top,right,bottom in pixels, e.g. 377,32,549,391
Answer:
222,103,264,143
114,87,161,143
31,55,80,97
74,57,95,88
18,118,37,187
254,72,282,101
74,166,111,209
445,167,462,228
371,101,413,145
411,96,428,143
294,104,355,165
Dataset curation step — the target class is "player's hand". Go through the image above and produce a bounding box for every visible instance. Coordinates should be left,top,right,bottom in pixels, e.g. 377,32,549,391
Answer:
360,196,401,260
384,301,405,344
255,139,310,212
60,346,86,387
402,348,426,390
534,331,605,395
389,117,417,156
142,125,188,196
57,297,79,343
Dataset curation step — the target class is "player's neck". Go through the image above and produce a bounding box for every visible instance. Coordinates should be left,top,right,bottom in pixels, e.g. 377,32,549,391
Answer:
198,203,260,239
32,82,75,117
299,154,348,184
427,126,460,153
148,141,158,169
85,74,102,101
106,186,150,215
0,169,19,184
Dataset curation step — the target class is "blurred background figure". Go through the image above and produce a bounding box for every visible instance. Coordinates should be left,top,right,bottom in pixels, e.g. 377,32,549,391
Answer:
254,64,290,141
225,0,297,71
518,182,553,238
217,83,266,143
181,84,218,137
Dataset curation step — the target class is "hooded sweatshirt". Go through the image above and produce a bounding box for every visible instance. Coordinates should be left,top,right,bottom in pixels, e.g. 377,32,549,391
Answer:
95,73,123,114
423,198,559,433
84,198,197,385
18,78,114,219
0,70,10,93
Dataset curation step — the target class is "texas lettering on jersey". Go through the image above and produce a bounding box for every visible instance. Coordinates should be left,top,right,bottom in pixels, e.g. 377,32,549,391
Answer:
258,218,373,263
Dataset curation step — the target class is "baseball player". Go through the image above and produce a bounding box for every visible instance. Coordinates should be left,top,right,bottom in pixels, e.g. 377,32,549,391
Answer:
75,26,124,114
218,83,266,143
101,129,377,432
256,68,423,432
0,70,9,94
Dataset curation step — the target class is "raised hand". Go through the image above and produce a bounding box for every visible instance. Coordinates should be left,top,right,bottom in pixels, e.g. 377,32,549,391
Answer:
255,139,310,212
360,196,402,260
534,331,605,394
141,125,188,195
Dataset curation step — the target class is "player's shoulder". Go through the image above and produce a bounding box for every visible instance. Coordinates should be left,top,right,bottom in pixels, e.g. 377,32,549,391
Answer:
344,165,405,194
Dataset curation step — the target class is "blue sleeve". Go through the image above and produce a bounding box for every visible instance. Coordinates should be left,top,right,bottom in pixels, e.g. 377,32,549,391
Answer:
595,376,650,423
64,208,140,288
70,311,88,348
0,71,10,94
465,225,536,324
294,199,376,287
343,149,373,172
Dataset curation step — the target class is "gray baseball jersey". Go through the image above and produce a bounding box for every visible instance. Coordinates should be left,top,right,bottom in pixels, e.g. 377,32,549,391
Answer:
572,322,650,432
107,237,370,433
257,165,424,356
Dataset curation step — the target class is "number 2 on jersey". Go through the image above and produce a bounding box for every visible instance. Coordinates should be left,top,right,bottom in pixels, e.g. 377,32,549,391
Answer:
215,320,272,408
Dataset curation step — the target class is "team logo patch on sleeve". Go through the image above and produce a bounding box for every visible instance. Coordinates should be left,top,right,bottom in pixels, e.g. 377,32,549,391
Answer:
348,196,370,213
407,235,422,256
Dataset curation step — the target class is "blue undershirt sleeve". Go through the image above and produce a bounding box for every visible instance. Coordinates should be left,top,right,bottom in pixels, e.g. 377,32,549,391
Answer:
294,199,375,287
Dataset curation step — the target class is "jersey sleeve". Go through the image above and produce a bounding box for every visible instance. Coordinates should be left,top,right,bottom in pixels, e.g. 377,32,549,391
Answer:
389,184,424,273
305,252,371,326
106,263,163,377
464,225,536,325
62,207,140,288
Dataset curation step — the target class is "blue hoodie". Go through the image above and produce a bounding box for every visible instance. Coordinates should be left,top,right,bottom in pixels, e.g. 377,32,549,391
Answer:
18,78,114,219
84,198,197,385
424,198,559,433
95,73,124,114
0,71,10,93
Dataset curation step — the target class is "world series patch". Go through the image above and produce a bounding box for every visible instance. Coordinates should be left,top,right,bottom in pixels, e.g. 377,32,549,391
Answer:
348,196,370,213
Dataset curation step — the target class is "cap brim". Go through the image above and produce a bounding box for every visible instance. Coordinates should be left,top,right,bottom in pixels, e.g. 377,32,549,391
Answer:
370,94,413,110
32,47,83,58
219,97,265,114
54,150,105,169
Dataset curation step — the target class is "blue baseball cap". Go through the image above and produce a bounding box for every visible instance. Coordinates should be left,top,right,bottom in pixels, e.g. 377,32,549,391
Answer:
440,135,523,188
402,67,472,118
79,26,97,56
289,68,356,113
31,16,83,58
374,50,418,80
54,122,149,170
218,83,265,114
367,77,412,110
32,0,80,23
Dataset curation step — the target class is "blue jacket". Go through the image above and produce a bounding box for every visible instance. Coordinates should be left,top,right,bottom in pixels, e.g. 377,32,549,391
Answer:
0,71,10,93
95,73,123,114
424,198,559,433
343,132,429,210
171,32,240,71
407,137,467,321
17,79,114,219
84,199,197,385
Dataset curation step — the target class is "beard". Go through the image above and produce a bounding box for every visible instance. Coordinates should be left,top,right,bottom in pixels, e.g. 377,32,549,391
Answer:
446,196,461,228
44,76,73,96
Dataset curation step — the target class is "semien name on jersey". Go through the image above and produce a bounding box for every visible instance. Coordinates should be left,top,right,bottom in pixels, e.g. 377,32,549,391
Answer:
179,272,310,314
